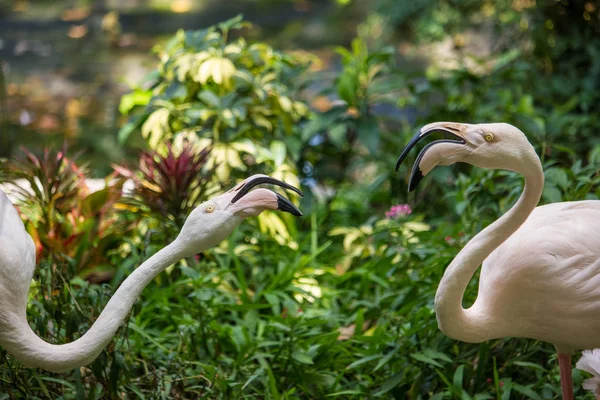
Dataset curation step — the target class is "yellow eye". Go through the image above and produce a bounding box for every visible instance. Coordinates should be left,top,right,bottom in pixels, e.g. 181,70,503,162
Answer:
484,133,494,142
205,204,216,213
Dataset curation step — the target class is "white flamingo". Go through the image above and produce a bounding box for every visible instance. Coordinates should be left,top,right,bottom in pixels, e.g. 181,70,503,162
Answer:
0,174,302,372
395,122,600,400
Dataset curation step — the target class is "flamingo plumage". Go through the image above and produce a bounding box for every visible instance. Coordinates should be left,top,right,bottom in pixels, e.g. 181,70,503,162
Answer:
396,122,600,400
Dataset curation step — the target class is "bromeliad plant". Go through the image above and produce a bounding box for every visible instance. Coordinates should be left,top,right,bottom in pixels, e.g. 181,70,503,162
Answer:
0,147,125,281
114,142,218,237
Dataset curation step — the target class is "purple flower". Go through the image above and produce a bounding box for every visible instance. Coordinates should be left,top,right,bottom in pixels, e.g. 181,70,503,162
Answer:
385,204,412,219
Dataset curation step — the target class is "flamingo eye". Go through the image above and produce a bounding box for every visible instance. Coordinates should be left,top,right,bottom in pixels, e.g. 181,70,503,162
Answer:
205,204,216,213
484,133,494,142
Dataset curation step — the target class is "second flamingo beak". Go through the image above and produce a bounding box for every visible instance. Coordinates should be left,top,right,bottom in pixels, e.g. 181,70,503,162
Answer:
229,175,303,217
396,122,467,192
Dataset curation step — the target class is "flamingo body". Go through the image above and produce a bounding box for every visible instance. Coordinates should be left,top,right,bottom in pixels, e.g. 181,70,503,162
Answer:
476,200,600,351
396,121,600,399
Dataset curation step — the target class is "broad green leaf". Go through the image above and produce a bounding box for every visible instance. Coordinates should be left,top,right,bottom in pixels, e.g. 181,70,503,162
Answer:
279,96,293,112
119,90,152,115
214,58,236,84
545,167,569,190
270,140,286,167
542,184,562,203
198,90,221,107
141,108,170,149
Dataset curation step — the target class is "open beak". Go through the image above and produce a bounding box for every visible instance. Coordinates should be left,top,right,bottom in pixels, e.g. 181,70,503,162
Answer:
230,175,304,216
395,122,466,192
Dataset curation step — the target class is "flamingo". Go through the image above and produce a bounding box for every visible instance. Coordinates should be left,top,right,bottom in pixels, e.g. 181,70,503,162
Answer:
395,122,600,400
0,174,303,372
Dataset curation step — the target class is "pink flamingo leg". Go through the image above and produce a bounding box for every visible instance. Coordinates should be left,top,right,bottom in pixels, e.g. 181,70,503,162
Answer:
558,353,574,400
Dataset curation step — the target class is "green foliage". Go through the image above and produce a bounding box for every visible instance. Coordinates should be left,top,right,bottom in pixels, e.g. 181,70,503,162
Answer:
301,36,400,197
118,15,308,250
2,5,600,400
118,14,311,184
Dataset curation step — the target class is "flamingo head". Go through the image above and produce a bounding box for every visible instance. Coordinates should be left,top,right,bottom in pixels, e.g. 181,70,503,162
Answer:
395,122,538,192
177,174,303,255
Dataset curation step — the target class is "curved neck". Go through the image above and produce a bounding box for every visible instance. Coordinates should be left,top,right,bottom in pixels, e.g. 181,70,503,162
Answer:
1,239,185,372
434,159,544,342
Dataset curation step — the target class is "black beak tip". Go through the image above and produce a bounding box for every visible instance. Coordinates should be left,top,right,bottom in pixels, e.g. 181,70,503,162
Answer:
408,167,424,192
395,129,423,172
276,193,303,216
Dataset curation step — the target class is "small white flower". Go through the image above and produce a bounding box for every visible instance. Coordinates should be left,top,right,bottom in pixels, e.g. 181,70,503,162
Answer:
576,349,600,398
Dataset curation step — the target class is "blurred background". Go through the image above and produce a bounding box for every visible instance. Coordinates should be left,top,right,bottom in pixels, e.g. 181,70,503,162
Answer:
2,0,577,175
0,0,341,173
0,0,599,398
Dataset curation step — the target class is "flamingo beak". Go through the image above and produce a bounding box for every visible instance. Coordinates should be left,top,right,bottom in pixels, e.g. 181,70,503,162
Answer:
230,175,303,216
396,122,466,192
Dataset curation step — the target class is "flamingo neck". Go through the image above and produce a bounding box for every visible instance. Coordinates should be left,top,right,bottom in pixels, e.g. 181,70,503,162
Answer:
0,239,185,372
434,158,544,343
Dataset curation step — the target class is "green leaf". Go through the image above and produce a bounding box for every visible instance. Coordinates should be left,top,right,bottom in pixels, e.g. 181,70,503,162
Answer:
422,349,453,363
411,353,443,368
545,167,569,190
198,90,221,108
269,322,291,332
373,371,404,396
40,377,75,389
542,184,562,203
119,90,152,115
373,346,399,372
347,354,382,370
453,365,465,391
302,107,345,141
292,349,314,364
328,124,347,148
270,140,287,167
512,361,546,372
357,117,379,154
34,375,52,398
511,384,543,400
218,14,248,33
164,82,187,100
326,391,365,397
141,108,170,149
242,367,265,390
117,115,145,144
337,73,357,106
